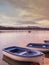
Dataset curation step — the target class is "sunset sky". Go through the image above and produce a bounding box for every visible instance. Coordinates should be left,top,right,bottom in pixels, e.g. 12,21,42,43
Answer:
0,0,49,27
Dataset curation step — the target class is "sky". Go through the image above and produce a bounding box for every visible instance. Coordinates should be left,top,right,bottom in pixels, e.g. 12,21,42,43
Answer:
0,0,49,27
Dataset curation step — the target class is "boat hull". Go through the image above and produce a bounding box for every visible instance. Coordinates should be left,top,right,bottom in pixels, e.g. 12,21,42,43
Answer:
27,43,49,52
3,51,44,65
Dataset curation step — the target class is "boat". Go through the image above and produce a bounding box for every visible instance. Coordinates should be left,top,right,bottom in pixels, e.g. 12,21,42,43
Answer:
3,46,44,65
44,40,49,44
27,43,49,52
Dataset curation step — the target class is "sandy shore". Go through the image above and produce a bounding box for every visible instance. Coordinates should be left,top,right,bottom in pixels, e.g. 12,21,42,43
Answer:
44,58,49,65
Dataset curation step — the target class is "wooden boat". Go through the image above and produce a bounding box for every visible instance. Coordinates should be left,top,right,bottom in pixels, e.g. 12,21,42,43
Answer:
27,43,49,52
3,46,44,65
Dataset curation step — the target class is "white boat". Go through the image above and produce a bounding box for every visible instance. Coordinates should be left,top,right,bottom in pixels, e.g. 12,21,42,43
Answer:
3,46,44,65
27,43,49,52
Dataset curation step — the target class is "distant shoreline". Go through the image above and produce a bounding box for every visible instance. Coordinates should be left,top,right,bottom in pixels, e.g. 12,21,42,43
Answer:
0,26,49,30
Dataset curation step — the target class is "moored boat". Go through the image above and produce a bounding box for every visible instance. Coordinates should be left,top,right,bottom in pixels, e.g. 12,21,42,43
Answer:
3,46,44,65
44,40,49,44
27,43,49,52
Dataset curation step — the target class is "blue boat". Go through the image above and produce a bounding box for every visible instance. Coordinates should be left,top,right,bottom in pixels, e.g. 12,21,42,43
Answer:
3,46,44,65
27,43,49,52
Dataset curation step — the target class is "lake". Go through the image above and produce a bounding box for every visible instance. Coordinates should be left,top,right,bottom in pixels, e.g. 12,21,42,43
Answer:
0,30,49,65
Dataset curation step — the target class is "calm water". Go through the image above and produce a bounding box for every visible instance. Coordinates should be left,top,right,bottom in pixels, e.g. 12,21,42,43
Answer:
0,30,49,65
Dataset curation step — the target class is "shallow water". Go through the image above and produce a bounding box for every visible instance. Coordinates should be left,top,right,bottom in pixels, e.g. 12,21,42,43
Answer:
0,30,49,65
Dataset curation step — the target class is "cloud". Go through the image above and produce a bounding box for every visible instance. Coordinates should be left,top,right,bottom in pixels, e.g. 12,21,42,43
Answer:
37,20,49,26
0,0,49,27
